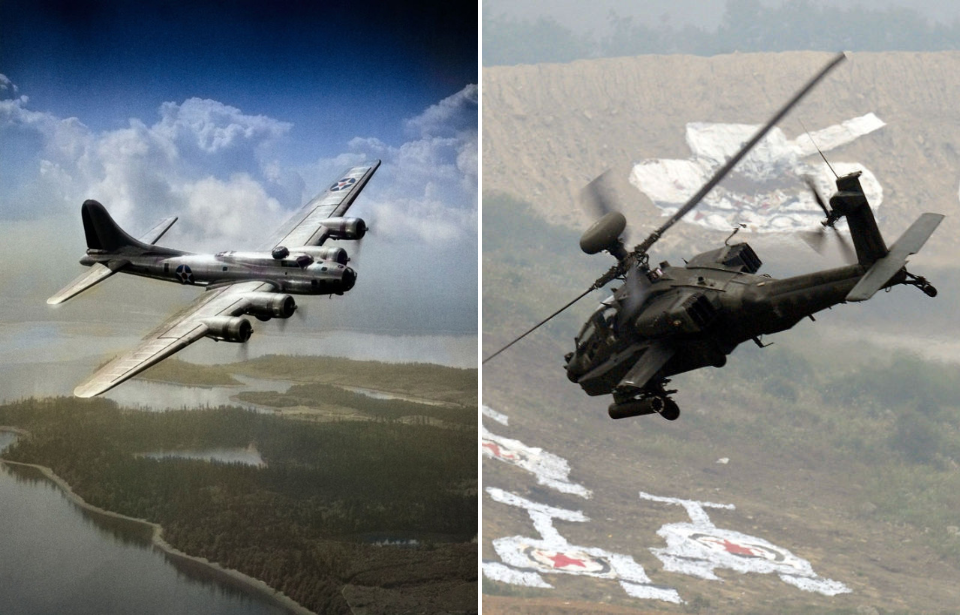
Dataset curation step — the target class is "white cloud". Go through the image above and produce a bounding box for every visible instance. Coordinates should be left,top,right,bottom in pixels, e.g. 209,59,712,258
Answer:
0,82,477,254
154,98,291,155
0,91,293,250
404,83,478,139
336,84,479,247
0,74,17,93
0,81,477,336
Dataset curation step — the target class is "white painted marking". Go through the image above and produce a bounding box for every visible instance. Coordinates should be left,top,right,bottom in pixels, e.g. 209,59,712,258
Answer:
484,488,682,604
481,404,510,425
481,561,552,588
483,424,592,498
629,114,885,233
640,491,850,596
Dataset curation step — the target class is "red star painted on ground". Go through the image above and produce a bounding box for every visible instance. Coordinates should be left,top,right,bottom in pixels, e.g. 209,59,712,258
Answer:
718,539,761,557
482,441,503,457
547,552,587,568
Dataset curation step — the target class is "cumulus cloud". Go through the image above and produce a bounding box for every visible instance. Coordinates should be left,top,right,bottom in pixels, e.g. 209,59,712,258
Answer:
0,74,17,93
337,84,479,246
0,88,292,249
0,78,477,335
404,84,478,139
0,80,476,254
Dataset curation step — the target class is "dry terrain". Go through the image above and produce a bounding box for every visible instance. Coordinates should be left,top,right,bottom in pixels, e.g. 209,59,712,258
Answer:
483,51,960,614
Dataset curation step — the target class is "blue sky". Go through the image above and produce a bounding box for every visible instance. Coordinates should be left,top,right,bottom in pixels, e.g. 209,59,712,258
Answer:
0,0,478,361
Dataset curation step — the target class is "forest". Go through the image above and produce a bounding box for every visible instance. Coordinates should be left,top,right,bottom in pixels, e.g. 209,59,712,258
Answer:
0,396,477,614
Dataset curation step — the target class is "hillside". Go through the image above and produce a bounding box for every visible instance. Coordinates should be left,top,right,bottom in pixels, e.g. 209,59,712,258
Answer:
483,51,960,265
482,51,960,614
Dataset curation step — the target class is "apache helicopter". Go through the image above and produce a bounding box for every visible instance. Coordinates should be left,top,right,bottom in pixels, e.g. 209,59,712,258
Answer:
483,53,944,421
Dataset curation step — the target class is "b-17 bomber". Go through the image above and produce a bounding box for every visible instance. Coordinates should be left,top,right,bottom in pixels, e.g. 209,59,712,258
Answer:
49,161,380,397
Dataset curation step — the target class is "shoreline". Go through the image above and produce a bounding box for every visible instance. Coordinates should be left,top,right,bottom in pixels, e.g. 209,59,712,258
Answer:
0,451,315,615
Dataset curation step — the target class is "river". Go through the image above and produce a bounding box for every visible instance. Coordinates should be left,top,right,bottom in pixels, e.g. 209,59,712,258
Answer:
0,434,296,615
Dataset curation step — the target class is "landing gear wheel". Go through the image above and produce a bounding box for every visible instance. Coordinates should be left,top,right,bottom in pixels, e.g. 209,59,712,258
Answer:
658,398,680,421
255,315,271,322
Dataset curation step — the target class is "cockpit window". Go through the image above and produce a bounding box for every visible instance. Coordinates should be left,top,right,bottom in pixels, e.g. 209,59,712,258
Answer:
577,322,596,349
295,254,313,268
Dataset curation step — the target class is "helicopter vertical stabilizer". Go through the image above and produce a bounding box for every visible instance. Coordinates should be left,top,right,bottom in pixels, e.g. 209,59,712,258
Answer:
829,172,887,267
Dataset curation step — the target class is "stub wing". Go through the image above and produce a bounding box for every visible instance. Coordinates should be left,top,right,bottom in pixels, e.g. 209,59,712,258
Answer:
619,341,676,391
262,160,381,250
74,281,274,398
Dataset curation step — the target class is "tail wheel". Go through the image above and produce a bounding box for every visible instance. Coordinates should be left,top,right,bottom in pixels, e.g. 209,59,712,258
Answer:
658,398,680,421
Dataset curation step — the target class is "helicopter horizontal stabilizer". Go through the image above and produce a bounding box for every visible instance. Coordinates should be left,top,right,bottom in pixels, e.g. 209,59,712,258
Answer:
618,341,675,390
846,213,944,302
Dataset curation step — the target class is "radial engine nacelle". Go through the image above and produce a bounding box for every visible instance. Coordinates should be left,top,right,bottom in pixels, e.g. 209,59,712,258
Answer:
243,292,297,319
202,316,253,342
294,246,349,265
322,217,366,240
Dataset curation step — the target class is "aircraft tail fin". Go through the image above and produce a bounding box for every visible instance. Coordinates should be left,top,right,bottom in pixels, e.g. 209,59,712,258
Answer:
81,200,181,255
846,212,944,302
829,172,888,268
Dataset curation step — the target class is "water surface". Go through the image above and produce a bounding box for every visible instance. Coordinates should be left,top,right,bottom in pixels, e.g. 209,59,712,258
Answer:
138,447,266,467
0,462,294,615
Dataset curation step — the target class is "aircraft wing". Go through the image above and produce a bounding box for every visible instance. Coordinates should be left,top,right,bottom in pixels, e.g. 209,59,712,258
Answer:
262,160,381,250
74,280,274,398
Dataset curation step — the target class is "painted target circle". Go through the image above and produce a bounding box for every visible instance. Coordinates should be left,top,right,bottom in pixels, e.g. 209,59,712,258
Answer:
688,532,787,562
523,546,611,574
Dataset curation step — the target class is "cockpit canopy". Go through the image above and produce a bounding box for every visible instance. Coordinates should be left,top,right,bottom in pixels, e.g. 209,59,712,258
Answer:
576,299,617,350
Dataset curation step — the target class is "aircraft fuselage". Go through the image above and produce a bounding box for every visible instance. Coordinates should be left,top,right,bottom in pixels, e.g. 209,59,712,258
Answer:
80,250,356,295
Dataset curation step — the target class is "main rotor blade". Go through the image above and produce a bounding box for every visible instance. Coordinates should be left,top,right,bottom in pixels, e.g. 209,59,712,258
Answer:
633,52,846,255
580,169,620,218
621,264,651,322
482,286,596,365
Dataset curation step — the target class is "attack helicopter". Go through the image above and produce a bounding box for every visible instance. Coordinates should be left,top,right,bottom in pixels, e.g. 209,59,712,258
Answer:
483,53,944,421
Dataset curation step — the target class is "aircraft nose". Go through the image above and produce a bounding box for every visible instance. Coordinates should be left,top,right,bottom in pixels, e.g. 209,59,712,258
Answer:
341,267,357,291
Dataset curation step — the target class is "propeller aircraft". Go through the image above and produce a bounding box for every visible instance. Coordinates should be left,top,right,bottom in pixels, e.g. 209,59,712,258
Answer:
483,53,944,421
49,161,380,397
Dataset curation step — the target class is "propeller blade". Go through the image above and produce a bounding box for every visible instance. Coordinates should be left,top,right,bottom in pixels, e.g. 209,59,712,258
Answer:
633,52,846,256
482,286,597,365
236,340,250,363
621,264,651,321
803,175,831,218
799,227,828,254
580,169,620,218
833,227,858,264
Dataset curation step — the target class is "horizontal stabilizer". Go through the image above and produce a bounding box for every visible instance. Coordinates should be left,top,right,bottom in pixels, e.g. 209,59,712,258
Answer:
847,213,944,302
47,259,129,305
139,216,177,245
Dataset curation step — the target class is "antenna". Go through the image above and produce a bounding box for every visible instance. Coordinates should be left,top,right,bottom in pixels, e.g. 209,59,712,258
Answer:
799,118,838,179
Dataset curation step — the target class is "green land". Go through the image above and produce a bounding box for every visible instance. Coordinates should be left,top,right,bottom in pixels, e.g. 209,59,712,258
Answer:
2,356,478,615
